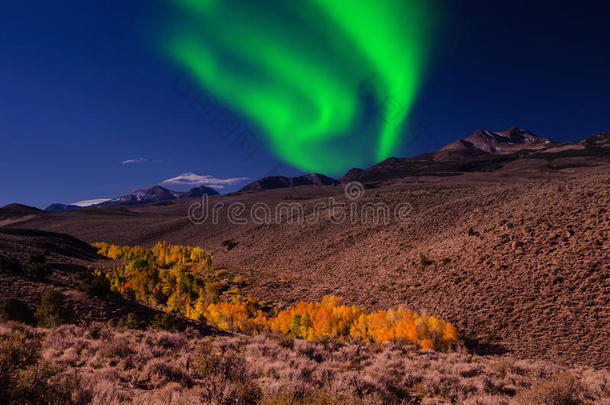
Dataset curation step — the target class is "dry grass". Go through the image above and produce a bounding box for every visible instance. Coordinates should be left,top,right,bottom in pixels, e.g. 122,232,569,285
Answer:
0,321,608,404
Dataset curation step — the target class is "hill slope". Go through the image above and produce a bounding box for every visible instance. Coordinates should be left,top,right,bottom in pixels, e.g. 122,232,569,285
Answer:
0,228,216,330
6,164,609,367
3,129,609,367
0,203,44,221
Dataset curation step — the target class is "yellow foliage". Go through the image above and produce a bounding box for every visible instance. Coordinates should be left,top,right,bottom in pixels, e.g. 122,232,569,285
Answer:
93,242,460,352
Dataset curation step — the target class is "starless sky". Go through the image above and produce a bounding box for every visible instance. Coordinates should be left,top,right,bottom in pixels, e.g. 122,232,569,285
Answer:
1,0,609,208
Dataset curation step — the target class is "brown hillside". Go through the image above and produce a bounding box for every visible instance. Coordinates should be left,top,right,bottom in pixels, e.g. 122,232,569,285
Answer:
0,229,218,333
4,164,610,368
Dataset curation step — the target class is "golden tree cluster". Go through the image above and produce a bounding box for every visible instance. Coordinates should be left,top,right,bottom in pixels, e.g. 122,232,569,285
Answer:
93,242,459,351
202,295,459,351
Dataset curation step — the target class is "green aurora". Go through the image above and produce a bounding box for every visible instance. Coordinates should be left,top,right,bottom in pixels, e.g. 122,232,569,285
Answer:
165,0,435,174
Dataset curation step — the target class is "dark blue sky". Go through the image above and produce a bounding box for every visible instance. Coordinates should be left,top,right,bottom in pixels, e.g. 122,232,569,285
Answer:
1,1,609,208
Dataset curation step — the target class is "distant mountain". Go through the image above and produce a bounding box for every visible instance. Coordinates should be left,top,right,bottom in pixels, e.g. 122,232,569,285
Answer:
239,173,339,193
45,203,81,213
0,203,44,221
33,127,610,211
573,129,610,151
340,168,364,183
96,185,178,208
236,128,563,191
44,184,220,211
175,184,220,199
341,127,610,183
438,127,552,156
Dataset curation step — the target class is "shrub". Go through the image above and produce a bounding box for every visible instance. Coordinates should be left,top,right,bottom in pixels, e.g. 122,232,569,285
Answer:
25,253,51,278
0,255,22,273
515,372,583,405
151,313,186,332
0,254,50,278
0,298,35,325
144,359,193,388
0,329,74,404
193,343,250,382
232,275,247,287
87,322,112,340
193,343,261,403
154,331,187,349
76,270,110,297
204,281,223,298
221,239,238,251
419,253,433,269
117,313,146,330
262,391,348,405
35,288,76,327
101,336,133,359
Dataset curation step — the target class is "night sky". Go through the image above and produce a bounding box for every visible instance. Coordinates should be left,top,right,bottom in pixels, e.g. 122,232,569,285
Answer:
1,0,609,208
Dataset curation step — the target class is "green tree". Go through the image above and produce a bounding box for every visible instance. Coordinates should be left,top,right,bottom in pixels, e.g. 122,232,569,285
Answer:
34,288,75,327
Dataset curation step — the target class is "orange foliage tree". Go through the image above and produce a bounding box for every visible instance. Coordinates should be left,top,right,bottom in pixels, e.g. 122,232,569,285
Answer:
93,242,460,351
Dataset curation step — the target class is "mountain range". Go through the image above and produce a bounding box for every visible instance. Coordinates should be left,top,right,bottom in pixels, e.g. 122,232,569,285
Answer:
238,173,339,193
342,126,609,183
46,184,219,212
42,126,609,211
